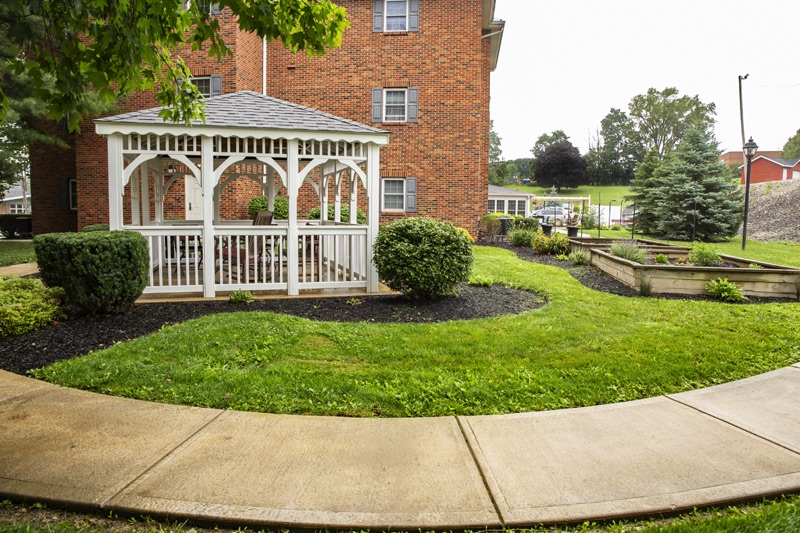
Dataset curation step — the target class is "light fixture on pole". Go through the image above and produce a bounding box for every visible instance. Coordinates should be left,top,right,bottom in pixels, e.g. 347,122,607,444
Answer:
741,137,758,250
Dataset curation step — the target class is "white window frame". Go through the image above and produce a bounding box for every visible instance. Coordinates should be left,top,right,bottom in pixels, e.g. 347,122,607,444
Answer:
382,178,406,212
69,179,78,210
383,89,407,122
384,0,409,31
9,203,25,214
488,199,496,213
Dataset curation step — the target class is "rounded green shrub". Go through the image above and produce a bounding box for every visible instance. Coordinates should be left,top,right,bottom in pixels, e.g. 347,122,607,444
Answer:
479,214,501,240
248,196,288,220
308,204,367,224
508,229,534,247
34,231,149,314
688,243,721,267
0,276,65,337
531,231,570,256
372,217,473,300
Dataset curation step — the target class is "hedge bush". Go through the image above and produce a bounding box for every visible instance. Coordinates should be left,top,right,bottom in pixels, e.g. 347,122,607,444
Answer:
514,217,540,231
308,204,367,224
372,217,473,299
82,223,110,232
248,196,288,220
0,276,65,337
531,231,570,256
34,231,149,314
508,229,534,247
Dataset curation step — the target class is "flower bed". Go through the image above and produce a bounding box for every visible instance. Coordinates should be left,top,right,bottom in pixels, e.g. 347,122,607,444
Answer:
568,238,800,299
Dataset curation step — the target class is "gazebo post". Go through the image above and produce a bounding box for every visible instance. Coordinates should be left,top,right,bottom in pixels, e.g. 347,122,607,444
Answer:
286,139,300,295
201,136,216,298
107,134,124,230
366,143,380,293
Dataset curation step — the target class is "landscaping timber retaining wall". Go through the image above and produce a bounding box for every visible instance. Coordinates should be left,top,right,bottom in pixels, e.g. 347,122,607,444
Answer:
569,239,800,299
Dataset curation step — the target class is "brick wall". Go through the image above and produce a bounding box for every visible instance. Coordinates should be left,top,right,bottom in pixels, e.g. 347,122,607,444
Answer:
266,0,491,235
743,158,800,184
30,2,492,236
29,123,78,234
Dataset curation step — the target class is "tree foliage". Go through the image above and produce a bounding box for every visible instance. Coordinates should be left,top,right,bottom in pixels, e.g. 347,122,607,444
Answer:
531,130,570,157
625,149,662,234
534,140,588,191
585,108,638,185
489,120,502,163
0,0,349,131
782,128,800,158
648,126,742,241
627,87,716,158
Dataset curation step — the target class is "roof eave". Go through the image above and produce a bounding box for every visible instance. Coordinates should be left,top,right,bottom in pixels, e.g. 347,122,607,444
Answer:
94,122,390,146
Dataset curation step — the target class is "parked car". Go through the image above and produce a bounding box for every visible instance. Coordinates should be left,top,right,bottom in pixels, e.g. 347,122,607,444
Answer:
533,206,568,225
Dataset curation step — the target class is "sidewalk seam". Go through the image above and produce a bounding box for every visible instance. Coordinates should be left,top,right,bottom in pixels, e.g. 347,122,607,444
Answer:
99,409,226,508
455,416,505,527
665,395,800,456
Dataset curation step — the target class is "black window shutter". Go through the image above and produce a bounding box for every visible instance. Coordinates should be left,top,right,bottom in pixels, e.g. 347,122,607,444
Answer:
407,87,419,122
405,177,417,213
58,180,70,210
409,0,420,31
373,0,384,32
210,75,222,96
371,88,383,122
210,2,221,14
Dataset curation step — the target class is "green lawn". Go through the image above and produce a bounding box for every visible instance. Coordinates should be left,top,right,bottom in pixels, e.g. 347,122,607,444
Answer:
507,184,632,204
0,241,36,267
33,245,800,417
1,494,799,532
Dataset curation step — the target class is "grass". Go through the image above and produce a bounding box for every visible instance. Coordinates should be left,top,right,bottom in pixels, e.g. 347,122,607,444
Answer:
507,184,631,204
0,241,36,267
1,494,799,532
32,246,800,417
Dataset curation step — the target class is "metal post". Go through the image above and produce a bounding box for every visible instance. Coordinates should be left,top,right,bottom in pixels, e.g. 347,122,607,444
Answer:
738,74,749,168
597,191,601,238
630,204,636,240
742,154,753,250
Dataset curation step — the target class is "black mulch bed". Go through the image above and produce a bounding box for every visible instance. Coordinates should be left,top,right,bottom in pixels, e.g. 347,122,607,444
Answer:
0,282,546,376
1,242,791,376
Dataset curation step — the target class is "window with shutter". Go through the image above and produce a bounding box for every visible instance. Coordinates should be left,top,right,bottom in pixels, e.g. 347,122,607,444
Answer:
405,177,417,212
374,88,419,123
374,0,419,33
189,75,222,97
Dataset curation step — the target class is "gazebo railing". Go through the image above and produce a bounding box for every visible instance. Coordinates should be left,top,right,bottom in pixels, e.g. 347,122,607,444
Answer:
298,225,369,290
128,223,369,295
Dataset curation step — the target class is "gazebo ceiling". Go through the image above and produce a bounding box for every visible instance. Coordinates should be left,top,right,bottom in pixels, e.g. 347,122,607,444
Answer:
95,91,389,144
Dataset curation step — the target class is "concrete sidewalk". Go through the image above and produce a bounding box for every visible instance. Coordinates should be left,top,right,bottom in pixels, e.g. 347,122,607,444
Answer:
1,367,798,530
0,262,39,278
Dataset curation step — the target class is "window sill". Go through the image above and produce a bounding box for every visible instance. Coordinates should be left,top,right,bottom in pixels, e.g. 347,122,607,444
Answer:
381,31,410,36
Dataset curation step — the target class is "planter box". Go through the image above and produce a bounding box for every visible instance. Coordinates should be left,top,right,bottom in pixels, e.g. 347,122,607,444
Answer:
568,239,800,299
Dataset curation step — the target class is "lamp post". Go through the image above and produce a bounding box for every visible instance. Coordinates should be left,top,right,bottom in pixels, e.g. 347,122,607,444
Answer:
609,199,617,228
741,137,758,250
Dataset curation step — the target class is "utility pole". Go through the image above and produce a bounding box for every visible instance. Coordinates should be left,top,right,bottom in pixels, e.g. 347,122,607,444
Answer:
738,74,749,168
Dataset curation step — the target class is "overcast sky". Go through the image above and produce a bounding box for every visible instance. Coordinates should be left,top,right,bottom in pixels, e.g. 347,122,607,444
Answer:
490,0,800,161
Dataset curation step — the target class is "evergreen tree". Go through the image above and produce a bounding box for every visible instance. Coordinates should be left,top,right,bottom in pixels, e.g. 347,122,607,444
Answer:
625,148,662,234
650,126,742,241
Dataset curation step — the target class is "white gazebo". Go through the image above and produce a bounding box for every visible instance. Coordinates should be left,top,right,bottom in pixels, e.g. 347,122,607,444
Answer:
95,91,389,298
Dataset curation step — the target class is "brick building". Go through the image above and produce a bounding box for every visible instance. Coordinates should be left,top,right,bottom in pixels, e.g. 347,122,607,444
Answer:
740,156,800,185
30,0,504,237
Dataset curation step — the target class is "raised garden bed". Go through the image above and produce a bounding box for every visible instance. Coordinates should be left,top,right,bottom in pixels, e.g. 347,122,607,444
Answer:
568,238,800,299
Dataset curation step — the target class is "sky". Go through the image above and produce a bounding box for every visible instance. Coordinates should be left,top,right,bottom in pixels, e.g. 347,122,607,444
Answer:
490,0,800,161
